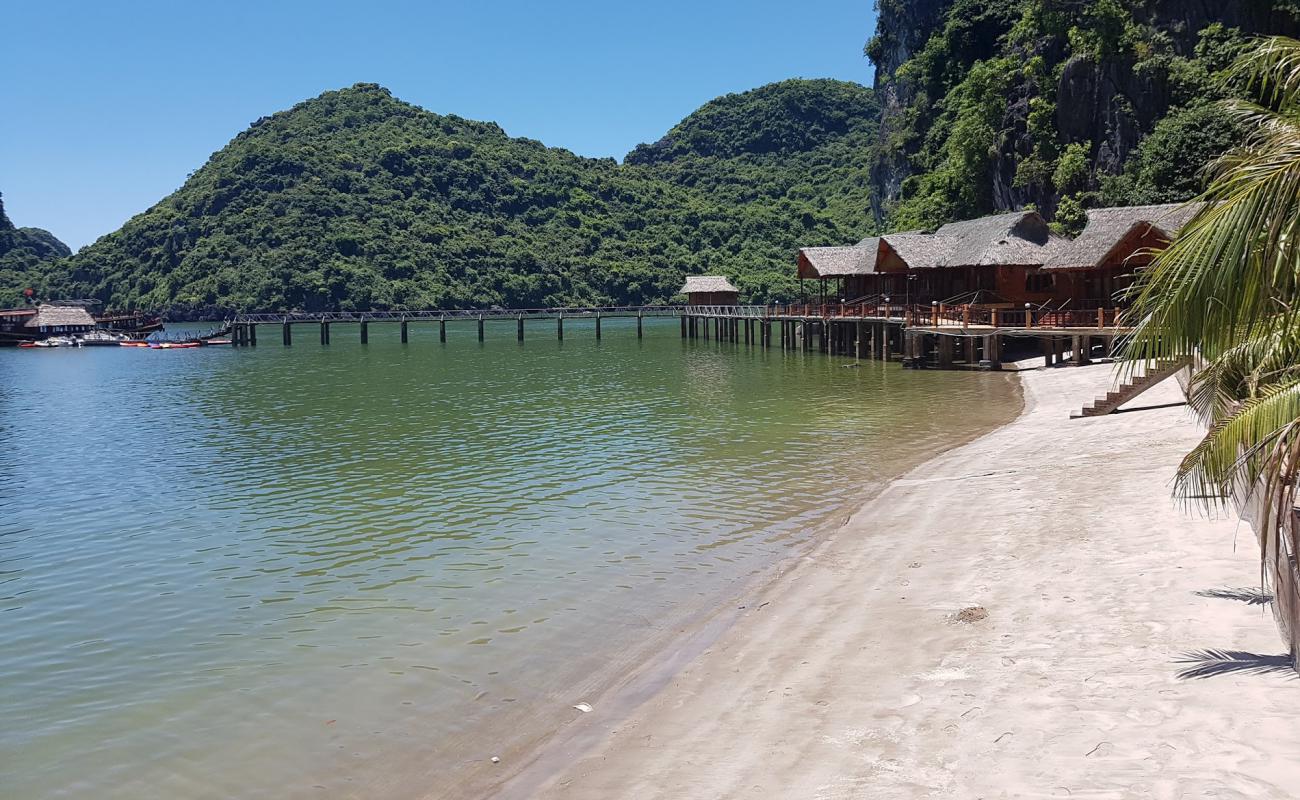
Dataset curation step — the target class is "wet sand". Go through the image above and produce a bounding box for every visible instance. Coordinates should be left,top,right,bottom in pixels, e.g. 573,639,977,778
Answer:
500,363,1300,799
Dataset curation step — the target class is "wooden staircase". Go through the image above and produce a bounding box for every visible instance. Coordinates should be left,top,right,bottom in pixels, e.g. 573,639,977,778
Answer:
1072,358,1191,418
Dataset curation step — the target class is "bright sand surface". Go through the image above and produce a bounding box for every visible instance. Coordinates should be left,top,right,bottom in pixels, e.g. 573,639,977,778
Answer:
494,363,1300,799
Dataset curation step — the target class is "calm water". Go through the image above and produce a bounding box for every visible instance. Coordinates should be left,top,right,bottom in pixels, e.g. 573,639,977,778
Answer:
0,318,1018,799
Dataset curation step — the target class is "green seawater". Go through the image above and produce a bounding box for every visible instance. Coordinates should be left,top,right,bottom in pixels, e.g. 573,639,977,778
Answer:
0,318,1019,798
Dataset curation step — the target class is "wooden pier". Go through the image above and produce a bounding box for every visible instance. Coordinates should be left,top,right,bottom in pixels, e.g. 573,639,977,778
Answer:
217,302,1129,370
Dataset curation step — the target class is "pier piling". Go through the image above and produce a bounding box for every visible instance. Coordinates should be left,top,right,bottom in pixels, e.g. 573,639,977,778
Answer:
477,314,484,342
360,321,368,344
517,314,524,342
439,318,446,343
557,313,564,341
400,319,408,343
282,321,291,346
596,312,602,340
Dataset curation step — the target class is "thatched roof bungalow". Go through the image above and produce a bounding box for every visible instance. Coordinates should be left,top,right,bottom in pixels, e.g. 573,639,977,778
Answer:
25,304,95,333
1041,203,1202,306
680,275,739,306
792,205,1205,310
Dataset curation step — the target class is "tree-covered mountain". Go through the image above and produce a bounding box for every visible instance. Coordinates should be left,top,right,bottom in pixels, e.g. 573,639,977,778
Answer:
16,79,879,313
0,193,70,302
867,0,1300,233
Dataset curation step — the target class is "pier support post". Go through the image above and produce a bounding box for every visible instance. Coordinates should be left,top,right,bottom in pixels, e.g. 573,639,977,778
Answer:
638,311,643,339
282,321,292,346
596,312,602,340
1073,335,1091,366
938,335,954,368
680,315,687,338
320,321,330,345
360,320,368,344
477,314,484,342
439,319,446,343
400,319,409,343
979,335,1001,369
247,324,257,346
558,313,564,341
819,322,828,353
517,315,525,342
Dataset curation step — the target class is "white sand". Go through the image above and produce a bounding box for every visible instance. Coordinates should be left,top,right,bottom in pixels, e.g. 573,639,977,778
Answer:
497,364,1300,799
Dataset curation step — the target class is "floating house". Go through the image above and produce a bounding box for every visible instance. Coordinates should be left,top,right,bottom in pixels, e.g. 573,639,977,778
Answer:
0,308,38,345
680,275,739,306
25,304,96,335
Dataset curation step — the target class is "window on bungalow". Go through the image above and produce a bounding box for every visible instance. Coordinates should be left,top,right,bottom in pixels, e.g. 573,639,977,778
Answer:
1025,273,1053,293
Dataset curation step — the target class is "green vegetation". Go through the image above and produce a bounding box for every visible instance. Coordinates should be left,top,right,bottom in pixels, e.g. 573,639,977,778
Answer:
0,193,70,301
11,79,879,313
871,2,1276,231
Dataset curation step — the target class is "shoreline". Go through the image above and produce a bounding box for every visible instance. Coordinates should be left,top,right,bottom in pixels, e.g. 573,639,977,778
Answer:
490,363,1300,799
442,369,1024,800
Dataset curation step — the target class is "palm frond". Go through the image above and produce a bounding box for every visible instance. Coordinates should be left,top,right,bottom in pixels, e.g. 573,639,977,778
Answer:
1226,36,1300,111
1176,379,1300,510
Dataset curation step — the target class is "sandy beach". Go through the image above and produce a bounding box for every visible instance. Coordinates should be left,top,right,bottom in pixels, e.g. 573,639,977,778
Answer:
496,363,1300,799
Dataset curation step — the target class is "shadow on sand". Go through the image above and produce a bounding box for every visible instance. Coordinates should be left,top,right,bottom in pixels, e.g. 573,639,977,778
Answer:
1195,587,1274,606
1175,649,1295,680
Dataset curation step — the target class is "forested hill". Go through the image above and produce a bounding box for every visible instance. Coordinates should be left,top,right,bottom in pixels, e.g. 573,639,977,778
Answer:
867,0,1300,233
20,79,879,314
0,194,70,302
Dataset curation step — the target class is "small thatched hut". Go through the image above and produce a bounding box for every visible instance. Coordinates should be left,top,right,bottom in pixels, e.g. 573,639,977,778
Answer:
680,276,739,306
25,304,95,335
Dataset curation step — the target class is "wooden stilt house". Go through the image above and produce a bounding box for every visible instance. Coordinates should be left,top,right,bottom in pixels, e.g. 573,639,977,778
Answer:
680,275,739,306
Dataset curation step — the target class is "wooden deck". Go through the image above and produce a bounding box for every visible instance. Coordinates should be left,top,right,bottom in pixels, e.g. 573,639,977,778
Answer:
216,302,1129,370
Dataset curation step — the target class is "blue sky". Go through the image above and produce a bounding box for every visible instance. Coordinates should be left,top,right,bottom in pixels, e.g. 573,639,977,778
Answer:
2,0,876,250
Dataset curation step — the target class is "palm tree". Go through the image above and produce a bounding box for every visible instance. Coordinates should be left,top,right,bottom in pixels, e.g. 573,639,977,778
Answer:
1124,36,1300,611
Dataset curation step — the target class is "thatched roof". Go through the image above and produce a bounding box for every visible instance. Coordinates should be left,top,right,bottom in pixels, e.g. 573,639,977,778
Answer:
872,212,1063,270
880,232,955,270
1043,203,1204,271
798,243,879,278
680,275,738,294
934,211,1063,267
25,304,95,328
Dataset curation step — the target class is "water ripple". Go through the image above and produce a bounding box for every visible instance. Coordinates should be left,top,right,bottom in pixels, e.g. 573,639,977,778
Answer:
0,319,1018,799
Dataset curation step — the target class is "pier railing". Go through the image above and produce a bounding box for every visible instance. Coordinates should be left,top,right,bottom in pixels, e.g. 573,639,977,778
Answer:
759,302,1124,330
231,305,685,324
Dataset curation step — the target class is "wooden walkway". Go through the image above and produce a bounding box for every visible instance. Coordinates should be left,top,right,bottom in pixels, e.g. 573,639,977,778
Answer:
216,302,1130,370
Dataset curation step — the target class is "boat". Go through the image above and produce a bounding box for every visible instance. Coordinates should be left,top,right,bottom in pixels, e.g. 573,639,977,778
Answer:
148,341,201,349
32,336,75,348
202,338,232,346
119,341,151,348
76,330,129,347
